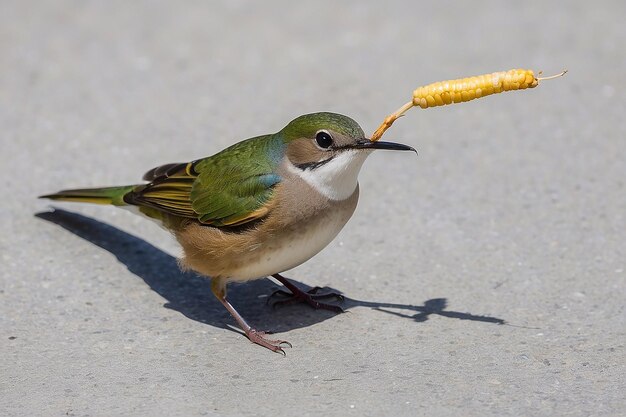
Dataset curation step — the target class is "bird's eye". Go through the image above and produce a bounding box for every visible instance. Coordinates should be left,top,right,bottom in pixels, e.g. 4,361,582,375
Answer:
315,131,333,149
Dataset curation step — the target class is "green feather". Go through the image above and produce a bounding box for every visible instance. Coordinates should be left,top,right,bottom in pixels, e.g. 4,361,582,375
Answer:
39,186,135,206
281,112,364,142
189,134,283,226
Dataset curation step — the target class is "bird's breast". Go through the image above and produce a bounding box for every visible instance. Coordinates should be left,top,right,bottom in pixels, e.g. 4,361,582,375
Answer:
226,186,359,281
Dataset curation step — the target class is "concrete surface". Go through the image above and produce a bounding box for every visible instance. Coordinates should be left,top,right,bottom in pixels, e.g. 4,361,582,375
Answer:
1,1,624,416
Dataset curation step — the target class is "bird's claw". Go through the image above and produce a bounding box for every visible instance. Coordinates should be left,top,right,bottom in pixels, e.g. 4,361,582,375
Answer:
268,286,345,313
305,286,345,302
246,329,292,355
266,289,293,304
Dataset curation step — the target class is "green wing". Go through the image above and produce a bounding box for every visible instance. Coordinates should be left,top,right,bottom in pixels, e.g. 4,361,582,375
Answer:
129,135,283,227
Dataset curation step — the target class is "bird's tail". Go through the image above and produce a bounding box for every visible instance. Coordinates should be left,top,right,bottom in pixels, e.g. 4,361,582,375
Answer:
39,185,136,206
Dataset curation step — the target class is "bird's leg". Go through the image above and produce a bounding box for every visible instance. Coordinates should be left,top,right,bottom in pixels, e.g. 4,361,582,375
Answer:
211,278,291,354
269,273,345,313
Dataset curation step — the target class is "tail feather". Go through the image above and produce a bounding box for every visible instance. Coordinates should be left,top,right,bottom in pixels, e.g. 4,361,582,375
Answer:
39,185,137,206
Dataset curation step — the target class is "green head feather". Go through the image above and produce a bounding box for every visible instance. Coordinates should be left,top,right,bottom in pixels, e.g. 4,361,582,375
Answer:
280,112,365,142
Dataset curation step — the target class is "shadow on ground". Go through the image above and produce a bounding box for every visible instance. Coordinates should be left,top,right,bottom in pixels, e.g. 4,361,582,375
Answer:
35,208,505,334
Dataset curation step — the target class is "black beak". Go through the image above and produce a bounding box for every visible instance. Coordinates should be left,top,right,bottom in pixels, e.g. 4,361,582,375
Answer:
351,139,417,153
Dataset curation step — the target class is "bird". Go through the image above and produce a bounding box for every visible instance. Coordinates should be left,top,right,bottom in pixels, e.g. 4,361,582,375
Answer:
40,112,416,353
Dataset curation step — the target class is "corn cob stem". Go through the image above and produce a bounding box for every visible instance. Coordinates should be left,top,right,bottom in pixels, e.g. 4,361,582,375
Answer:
371,69,567,141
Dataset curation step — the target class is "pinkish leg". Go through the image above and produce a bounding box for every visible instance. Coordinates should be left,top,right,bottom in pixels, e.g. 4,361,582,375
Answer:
212,278,291,354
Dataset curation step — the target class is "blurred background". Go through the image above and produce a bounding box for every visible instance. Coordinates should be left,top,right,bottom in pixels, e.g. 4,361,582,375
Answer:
1,1,624,416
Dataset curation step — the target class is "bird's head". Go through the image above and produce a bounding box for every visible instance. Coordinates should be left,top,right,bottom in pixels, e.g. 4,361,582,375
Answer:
278,112,415,200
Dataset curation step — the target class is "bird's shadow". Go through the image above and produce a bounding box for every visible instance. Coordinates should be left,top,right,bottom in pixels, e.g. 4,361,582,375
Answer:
35,208,506,334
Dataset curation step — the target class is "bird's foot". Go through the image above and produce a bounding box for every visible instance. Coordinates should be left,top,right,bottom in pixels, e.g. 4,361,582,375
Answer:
245,329,292,355
268,285,345,313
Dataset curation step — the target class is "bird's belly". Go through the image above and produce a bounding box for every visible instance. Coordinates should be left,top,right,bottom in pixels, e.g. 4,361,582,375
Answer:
228,203,354,281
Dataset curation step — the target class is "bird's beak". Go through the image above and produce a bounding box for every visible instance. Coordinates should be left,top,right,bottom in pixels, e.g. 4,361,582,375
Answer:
351,139,417,153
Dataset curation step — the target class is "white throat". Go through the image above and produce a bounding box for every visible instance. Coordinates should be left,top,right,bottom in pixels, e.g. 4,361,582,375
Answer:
288,150,370,201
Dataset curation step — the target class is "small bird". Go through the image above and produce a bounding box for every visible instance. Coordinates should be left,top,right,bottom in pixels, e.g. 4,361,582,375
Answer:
40,112,415,353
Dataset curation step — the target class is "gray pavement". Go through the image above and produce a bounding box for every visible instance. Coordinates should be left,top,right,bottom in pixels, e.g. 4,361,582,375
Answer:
1,1,625,416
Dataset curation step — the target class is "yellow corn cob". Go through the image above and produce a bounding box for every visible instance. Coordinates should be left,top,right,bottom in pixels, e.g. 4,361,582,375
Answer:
371,68,566,141
413,69,538,109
